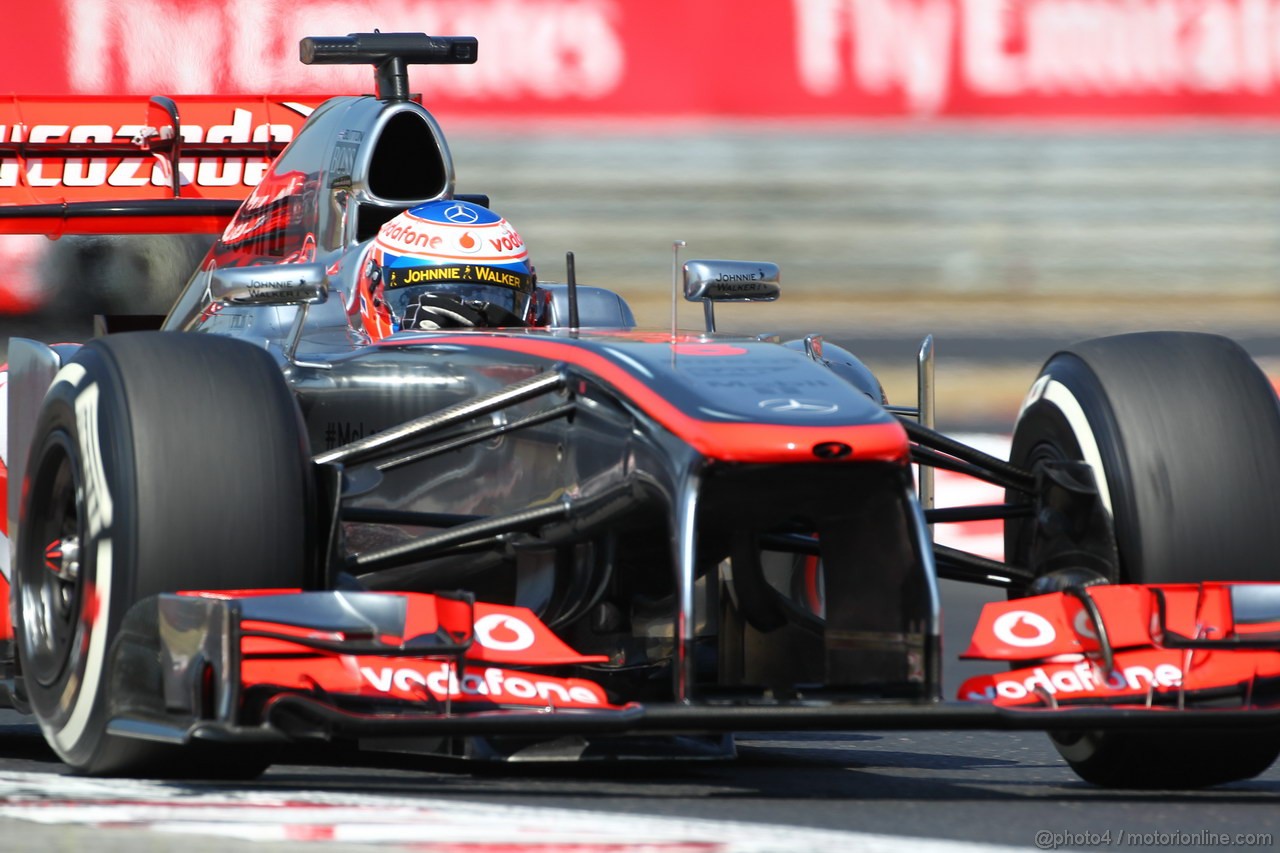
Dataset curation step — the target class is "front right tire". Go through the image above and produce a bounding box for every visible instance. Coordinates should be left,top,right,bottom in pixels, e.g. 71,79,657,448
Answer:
1007,331,1280,788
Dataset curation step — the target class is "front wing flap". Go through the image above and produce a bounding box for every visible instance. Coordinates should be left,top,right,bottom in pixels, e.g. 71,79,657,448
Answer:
960,582,1280,708
102,584,1280,748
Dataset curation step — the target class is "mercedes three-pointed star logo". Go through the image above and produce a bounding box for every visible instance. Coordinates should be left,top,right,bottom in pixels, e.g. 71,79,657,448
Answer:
758,398,839,415
443,203,480,224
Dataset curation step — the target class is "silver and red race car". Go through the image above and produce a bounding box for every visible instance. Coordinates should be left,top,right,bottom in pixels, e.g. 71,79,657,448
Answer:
0,33,1277,788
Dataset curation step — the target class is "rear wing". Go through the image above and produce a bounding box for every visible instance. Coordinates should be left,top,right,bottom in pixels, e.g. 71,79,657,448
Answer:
0,95,327,235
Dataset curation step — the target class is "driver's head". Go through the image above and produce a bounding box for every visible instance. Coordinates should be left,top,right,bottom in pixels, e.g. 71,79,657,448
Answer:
358,199,534,339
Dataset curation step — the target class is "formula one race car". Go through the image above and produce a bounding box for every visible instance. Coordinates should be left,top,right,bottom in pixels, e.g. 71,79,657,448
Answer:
0,33,1278,788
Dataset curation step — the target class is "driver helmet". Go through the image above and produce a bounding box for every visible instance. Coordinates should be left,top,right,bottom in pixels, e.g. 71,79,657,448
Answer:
357,199,535,339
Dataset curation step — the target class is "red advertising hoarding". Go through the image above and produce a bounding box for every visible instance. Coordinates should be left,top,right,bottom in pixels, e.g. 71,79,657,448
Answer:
3,1,1279,314
7,0,1280,122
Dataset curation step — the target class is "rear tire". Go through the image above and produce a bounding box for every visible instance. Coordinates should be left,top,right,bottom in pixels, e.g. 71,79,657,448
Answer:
1007,332,1280,788
14,332,314,776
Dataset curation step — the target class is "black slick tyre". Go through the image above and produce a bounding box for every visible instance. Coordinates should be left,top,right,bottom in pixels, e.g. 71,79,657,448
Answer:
14,332,313,776
1006,331,1280,788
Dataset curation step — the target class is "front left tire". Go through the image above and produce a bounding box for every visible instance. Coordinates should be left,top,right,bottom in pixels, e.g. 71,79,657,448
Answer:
14,332,315,776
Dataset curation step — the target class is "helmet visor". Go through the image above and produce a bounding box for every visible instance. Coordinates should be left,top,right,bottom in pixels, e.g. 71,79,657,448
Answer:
383,264,533,318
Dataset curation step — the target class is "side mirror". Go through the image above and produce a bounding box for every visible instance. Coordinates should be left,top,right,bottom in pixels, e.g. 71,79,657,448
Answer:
682,259,779,332
683,259,780,303
209,264,329,305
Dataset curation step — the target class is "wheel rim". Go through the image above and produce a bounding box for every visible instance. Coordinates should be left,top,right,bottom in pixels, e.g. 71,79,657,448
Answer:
19,431,87,690
1010,431,1120,587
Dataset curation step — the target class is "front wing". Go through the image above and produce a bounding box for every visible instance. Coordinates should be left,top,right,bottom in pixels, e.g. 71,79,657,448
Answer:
98,582,1280,750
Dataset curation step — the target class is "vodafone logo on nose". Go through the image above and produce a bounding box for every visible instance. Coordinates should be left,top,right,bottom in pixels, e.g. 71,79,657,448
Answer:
992,611,1057,648
474,613,536,652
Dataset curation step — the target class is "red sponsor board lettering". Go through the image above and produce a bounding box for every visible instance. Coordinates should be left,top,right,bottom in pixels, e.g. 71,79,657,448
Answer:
10,1,1280,120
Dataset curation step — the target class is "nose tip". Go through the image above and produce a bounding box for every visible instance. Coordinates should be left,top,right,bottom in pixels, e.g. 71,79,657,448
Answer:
812,442,853,460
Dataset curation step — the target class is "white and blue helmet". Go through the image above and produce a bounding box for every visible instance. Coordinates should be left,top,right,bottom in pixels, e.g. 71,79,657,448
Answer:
368,199,534,330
